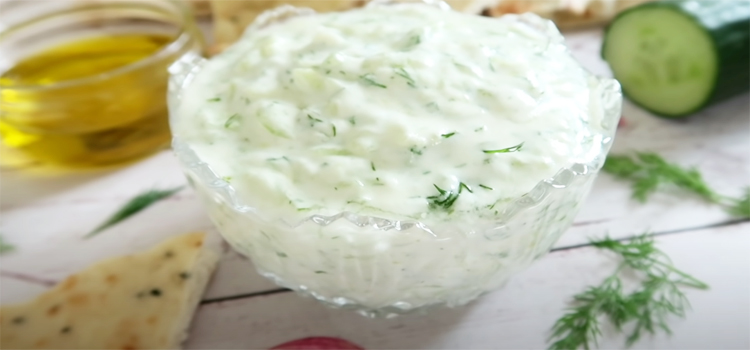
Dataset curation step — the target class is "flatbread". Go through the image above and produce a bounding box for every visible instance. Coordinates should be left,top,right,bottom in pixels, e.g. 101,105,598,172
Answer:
183,0,212,17
0,232,219,349
483,0,653,29
210,0,364,54
205,0,652,55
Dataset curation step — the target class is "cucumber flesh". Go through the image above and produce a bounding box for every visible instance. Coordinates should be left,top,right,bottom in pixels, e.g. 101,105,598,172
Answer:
602,0,750,118
604,7,717,116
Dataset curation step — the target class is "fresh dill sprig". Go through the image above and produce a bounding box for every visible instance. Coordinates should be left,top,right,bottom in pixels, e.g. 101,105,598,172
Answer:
404,33,421,50
359,74,386,89
603,153,749,218
224,114,240,128
394,67,416,87
483,142,524,154
427,184,459,211
0,235,15,255
307,114,323,124
726,187,750,218
603,153,718,202
267,156,290,162
441,132,456,138
426,102,440,112
85,186,184,238
548,234,708,350
427,182,471,211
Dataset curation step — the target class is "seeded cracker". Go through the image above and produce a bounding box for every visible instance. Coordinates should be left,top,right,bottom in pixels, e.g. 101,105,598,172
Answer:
0,233,219,349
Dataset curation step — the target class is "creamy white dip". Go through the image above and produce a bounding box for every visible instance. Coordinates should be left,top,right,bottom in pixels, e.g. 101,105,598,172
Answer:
175,3,607,221
172,3,618,313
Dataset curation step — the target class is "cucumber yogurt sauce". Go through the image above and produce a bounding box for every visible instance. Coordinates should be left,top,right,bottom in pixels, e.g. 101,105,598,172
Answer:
172,3,619,313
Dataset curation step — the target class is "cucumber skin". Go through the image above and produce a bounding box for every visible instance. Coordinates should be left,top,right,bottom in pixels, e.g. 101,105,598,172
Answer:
602,0,750,119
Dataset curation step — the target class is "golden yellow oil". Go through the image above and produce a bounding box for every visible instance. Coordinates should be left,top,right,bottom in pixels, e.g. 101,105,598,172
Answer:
0,33,177,168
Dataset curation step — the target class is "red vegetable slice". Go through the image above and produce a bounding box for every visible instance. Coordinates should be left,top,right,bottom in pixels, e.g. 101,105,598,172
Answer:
270,337,364,350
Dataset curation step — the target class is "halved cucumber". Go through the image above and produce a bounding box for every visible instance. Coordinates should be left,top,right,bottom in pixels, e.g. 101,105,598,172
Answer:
602,0,749,118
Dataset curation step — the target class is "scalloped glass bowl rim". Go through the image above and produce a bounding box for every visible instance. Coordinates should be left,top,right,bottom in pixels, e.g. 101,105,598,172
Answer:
167,2,620,239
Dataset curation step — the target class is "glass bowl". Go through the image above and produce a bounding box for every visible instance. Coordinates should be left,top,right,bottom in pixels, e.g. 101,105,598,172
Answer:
168,2,622,317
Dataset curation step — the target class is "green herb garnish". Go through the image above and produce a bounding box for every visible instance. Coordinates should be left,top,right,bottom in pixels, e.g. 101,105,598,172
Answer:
603,153,717,202
371,162,376,171
307,114,323,124
548,234,708,350
603,153,749,218
404,33,421,50
426,102,440,112
331,125,337,137
85,186,184,238
453,60,471,72
427,182,472,211
224,114,240,128
726,187,750,218
0,235,15,255
359,74,386,89
394,67,416,87
483,142,524,154
441,132,456,138
262,120,290,138
427,184,459,211
207,97,221,102
478,89,493,97
479,184,494,190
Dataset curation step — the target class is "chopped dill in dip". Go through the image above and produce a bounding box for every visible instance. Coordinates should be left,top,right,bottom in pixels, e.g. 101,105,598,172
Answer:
171,3,619,312
175,3,609,221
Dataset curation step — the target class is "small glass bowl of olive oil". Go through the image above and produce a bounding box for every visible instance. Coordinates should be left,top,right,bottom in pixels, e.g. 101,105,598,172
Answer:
0,0,204,168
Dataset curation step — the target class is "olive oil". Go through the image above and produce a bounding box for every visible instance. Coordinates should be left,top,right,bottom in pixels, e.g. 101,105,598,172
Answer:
0,33,178,168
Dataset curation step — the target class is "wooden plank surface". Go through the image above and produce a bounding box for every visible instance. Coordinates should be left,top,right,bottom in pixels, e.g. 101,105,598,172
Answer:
2,28,749,303
0,30,750,348
185,222,750,350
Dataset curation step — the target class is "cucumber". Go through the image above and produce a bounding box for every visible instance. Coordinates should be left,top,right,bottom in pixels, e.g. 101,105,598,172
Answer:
602,0,749,118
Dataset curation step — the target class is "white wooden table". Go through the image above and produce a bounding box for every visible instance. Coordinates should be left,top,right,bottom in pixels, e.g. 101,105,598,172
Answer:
1,28,748,349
